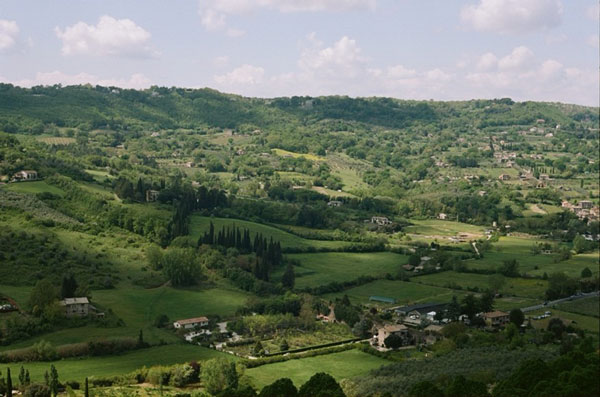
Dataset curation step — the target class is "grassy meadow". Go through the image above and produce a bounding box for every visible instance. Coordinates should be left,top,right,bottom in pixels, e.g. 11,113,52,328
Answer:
5,344,230,383
245,348,389,389
282,252,408,289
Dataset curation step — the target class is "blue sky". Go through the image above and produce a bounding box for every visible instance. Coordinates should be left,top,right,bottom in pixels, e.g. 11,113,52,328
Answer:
1,0,598,105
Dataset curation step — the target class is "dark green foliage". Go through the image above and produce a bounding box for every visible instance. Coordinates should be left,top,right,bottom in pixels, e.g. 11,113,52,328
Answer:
281,264,295,289
6,367,12,397
497,259,519,277
60,274,78,299
24,384,50,397
161,248,203,286
509,309,524,327
48,365,58,397
259,378,298,397
384,333,403,350
492,352,599,397
298,373,345,397
580,267,592,278
545,273,578,300
445,375,489,397
0,226,116,287
408,381,443,397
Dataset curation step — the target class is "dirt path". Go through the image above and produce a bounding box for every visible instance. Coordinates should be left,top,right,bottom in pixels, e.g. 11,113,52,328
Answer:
530,204,547,215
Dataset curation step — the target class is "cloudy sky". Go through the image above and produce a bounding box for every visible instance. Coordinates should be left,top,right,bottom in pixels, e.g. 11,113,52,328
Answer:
1,0,598,105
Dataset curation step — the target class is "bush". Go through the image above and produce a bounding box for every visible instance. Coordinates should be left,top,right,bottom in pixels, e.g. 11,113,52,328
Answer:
24,384,51,397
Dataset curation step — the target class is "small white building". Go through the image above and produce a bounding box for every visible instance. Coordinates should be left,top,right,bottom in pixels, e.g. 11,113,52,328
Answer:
438,213,447,220
328,200,343,207
13,170,38,181
371,216,392,225
173,317,209,329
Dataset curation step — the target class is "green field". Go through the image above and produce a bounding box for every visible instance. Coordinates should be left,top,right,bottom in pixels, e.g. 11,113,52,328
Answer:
282,252,408,289
1,284,249,350
404,219,485,237
246,349,389,389
5,181,65,196
528,308,599,335
412,271,548,299
5,344,230,383
555,296,599,318
189,215,351,250
324,279,460,306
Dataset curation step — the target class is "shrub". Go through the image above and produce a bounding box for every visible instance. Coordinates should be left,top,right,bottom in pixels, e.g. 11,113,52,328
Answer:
24,384,51,397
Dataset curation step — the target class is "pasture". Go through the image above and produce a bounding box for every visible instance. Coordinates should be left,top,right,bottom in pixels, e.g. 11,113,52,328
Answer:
282,252,408,289
411,271,548,300
5,344,230,383
5,181,65,197
324,279,460,306
528,308,599,335
555,296,599,318
37,136,76,145
189,215,351,250
245,348,389,389
404,219,485,237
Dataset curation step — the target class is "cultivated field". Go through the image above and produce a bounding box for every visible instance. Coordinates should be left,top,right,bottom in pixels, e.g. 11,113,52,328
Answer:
245,348,389,388
282,252,408,289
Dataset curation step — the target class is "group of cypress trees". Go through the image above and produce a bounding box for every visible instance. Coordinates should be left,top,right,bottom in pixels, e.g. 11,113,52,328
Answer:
200,222,283,281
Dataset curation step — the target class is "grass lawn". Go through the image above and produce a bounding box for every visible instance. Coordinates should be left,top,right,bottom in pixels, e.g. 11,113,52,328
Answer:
411,271,548,299
528,308,599,335
272,148,326,162
246,349,389,389
5,181,65,196
6,344,230,383
282,252,408,289
555,296,599,318
324,279,460,306
0,284,249,350
189,215,350,250
404,219,485,237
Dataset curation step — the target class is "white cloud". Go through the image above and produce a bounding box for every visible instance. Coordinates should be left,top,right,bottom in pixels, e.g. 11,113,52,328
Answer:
11,71,152,89
199,0,375,33
587,34,600,48
461,0,563,34
55,16,157,57
498,46,534,70
211,36,598,106
586,3,599,21
298,35,366,79
476,52,498,71
214,64,265,85
0,19,19,51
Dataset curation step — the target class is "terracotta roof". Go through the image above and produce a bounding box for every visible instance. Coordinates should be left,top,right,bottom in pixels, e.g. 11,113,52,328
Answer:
175,317,209,325
382,324,407,333
483,310,508,318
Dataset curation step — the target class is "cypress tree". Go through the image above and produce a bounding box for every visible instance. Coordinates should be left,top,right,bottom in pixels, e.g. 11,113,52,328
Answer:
6,367,12,397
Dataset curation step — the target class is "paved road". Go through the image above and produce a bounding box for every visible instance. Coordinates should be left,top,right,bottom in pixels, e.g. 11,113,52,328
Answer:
521,291,599,313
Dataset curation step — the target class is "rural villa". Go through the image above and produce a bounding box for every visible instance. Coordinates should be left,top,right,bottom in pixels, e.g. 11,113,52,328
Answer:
60,297,90,317
173,316,209,329
12,170,38,181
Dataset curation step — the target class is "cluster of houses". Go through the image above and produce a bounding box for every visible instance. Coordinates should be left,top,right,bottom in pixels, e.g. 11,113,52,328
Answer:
561,200,599,223
370,302,510,350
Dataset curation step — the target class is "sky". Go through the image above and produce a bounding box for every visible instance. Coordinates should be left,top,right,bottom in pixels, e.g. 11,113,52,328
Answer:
1,0,599,105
